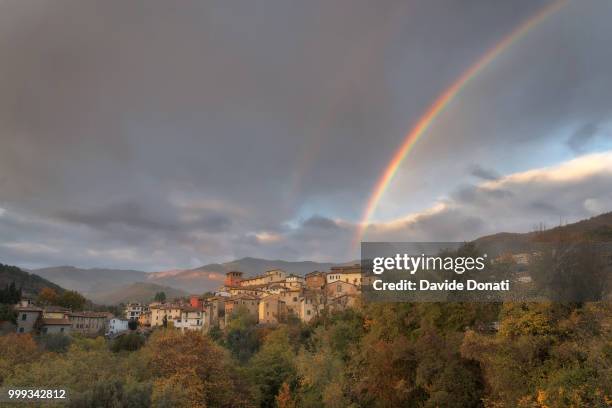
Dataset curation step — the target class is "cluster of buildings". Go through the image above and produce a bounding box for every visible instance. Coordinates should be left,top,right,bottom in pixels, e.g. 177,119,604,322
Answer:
129,265,364,332
14,299,113,336
13,298,133,337
11,265,364,336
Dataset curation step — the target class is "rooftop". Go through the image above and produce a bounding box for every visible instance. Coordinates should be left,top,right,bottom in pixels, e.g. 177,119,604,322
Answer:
69,311,110,318
15,306,43,312
42,318,71,326
44,306,71,313
181,306,202,313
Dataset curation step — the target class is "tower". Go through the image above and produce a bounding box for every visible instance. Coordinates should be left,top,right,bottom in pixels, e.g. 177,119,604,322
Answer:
225,271,244,287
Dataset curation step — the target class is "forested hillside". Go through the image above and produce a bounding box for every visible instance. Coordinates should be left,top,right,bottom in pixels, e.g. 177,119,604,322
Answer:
1,301,610,407
0,263,65,297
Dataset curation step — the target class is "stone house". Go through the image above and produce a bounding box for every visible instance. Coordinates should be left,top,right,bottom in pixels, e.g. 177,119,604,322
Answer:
15,305,42,333
258,295,286,325
41,318,71,334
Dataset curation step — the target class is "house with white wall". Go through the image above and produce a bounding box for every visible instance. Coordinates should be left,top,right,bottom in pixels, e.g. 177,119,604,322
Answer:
108,318,129,335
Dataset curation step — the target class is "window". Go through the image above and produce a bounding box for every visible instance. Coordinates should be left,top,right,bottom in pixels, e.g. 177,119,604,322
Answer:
60,328,64,333
19,327,24,333
42,328,48,333
307,310,311,315
337,285,342,292
21,313,27,321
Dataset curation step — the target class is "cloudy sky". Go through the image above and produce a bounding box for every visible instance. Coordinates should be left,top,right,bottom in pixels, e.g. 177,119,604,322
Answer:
1,0,612,271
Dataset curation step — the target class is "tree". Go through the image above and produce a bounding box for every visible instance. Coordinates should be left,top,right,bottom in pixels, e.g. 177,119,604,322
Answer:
142,330,251,407
225,306,260,363
0,333,41,384
247,328,296,408
36,333,72,353
530,240,607,301
294,326,351,408
154,292,166,302
0,304,16,324
68,379,151,408
38,287,59,306
0,282,21,304
111,333,145,353
276,382,297,408
3,335,151,407
57,290,87,311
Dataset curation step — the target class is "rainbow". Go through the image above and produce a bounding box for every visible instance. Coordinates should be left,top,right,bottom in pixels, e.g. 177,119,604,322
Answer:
354,0,567,246
287,2,412,208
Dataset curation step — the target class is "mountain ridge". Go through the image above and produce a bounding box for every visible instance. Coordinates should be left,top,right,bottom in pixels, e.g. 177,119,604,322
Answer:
0,263,66,297
31,257,358,300
27,210,612,302
87,281,188,305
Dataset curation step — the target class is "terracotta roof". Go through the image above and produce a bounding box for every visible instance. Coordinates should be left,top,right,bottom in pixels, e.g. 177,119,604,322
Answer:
329,265,362,273
15,306,43,312
181,306,201,312
327,280,359,288
229,295,259,301
42,318,71,326
150,304,182,310
44,306,71,313
69,311,109,318
305,270,324,276
264,296,285,303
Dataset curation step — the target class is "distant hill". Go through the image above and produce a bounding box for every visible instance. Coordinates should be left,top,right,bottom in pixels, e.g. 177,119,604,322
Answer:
212,257,350,276
31,257,355,299
32,266,148,294
146,257,356,293
22,212,612,302
88,282,188,305
532,211,612,242
0,263,66,297
474,211,612,254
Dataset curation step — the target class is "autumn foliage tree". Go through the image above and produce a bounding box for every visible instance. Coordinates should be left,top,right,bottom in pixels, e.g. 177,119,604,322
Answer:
0,333,40,384
276,382,297,408
57,290,87,311
142,329,252,408
247,328,296,408
37,287,59,306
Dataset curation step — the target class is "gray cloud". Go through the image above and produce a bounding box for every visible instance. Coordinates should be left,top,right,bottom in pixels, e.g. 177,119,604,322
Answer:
469,164,500,181
364,152,612,242
567,123,598,153
302,216,341,231
1,1,611,270
55,202,177,231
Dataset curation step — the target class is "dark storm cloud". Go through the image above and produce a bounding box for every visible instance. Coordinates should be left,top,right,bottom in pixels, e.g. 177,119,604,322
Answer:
528,201,559,214
1,0,611,269
469,164,500,181
302,216,341,230
55,202,177,231
193,215,233,233
453,184,512,205
567,123,598,153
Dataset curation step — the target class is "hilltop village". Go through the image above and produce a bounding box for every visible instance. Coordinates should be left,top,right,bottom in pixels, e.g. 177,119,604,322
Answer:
12,265,364,336
132,265,363,332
